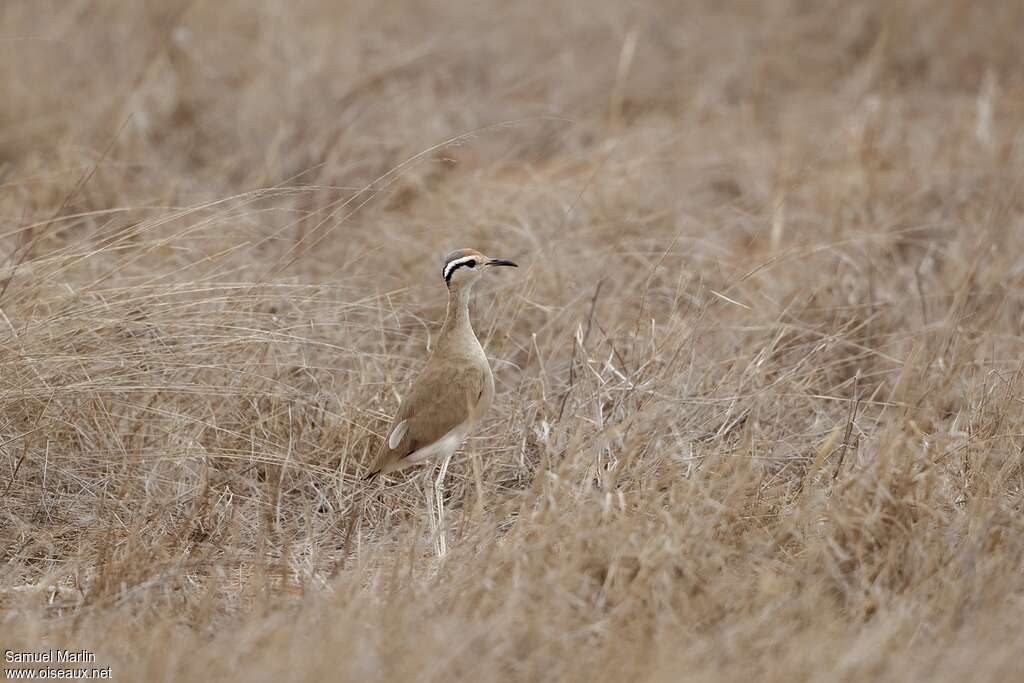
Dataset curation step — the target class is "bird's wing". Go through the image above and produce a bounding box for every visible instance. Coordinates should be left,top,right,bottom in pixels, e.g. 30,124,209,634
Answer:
369,361,486,475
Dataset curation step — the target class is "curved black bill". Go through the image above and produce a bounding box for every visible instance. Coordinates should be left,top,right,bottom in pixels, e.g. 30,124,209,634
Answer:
487,258,518,268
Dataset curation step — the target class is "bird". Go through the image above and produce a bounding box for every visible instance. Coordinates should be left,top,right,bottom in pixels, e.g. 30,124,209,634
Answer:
364,248,518,481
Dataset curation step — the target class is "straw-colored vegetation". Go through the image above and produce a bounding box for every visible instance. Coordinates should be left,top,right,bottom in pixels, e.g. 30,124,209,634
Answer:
2,1,1024,680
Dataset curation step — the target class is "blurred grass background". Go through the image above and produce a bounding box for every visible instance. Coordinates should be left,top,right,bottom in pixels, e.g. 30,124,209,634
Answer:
2,1,1024,680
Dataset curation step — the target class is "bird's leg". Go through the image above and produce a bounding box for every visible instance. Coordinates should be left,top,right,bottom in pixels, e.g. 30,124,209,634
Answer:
470,443,485,518
433,453,453,558
419,467,438,555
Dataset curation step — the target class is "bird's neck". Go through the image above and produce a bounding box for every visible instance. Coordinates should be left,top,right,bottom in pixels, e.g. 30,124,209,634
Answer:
441,285,475,338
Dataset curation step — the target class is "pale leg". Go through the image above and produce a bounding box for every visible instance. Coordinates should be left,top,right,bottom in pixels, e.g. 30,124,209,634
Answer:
433,453,453,558
470,444,485,518
419,468,438,556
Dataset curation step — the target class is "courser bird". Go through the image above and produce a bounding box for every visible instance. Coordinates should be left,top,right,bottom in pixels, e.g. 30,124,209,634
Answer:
365,248,518,481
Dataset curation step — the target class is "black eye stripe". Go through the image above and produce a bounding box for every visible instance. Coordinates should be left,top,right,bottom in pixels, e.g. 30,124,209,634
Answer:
443,257,479,282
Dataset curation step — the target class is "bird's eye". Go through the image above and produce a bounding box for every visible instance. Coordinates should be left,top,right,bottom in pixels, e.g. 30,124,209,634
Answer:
466,260,477,268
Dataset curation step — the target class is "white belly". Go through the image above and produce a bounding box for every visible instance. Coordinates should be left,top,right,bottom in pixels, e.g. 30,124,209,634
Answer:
406,422,469,465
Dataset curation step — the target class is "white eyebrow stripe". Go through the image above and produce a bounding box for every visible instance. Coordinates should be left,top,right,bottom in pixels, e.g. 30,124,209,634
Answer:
443,256,477,280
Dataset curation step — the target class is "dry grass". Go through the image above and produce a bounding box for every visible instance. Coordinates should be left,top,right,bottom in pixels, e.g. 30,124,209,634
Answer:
2,0,1024,680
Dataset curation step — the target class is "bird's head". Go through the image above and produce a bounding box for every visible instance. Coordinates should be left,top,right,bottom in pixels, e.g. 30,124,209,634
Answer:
441,248,518,290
